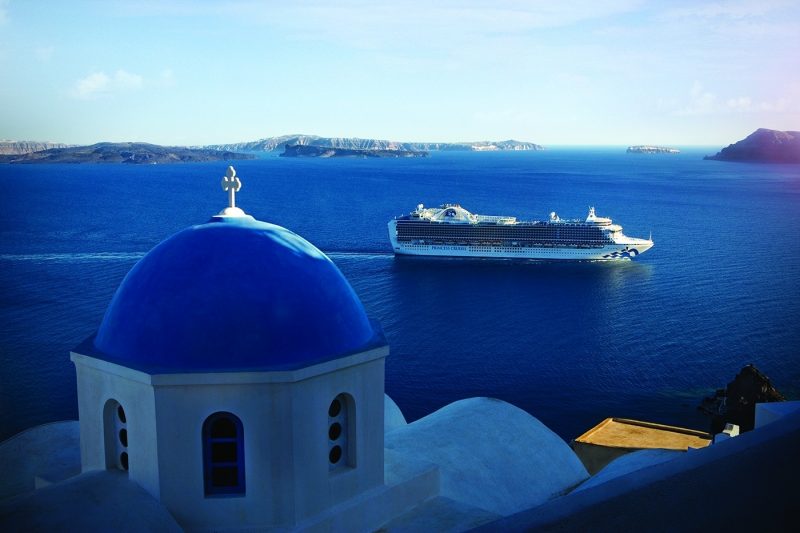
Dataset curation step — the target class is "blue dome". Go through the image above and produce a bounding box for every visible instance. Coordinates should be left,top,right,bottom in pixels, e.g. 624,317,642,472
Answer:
93,217,382,373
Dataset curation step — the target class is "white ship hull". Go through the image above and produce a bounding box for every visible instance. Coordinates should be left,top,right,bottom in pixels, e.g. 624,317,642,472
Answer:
388,219,653,261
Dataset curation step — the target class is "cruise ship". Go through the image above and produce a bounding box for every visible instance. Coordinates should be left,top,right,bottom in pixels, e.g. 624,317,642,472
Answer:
388,204,653,260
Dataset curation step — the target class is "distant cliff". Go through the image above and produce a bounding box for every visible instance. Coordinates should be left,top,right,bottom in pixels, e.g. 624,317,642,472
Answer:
0,141,70,155
280,144,428,158
704,129,800,164
627,145,679,154
0,142,255,164
208,135,543,153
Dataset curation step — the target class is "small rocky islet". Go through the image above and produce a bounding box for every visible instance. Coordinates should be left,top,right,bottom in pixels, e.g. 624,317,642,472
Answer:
626,145,680,154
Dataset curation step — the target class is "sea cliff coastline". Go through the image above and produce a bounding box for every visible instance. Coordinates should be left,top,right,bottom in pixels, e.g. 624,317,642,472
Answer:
280,144,428,158
0,142,254,164
0,141,71,155
210,135,543,153
704,129,800,164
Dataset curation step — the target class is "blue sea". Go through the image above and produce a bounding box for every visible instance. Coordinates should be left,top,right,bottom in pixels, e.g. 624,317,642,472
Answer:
1,149,799,442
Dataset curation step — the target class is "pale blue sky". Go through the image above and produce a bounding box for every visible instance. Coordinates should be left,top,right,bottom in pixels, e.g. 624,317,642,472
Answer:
1,0,798,146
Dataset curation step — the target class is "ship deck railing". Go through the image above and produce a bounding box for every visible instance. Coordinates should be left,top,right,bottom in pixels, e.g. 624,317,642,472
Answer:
397,217,598,226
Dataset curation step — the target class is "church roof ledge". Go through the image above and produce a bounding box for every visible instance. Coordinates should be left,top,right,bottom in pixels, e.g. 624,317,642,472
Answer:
72,328,388,385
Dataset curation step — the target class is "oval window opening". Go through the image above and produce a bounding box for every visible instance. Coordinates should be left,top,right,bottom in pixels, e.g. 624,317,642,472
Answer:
329,445,342,464
328,399,342,418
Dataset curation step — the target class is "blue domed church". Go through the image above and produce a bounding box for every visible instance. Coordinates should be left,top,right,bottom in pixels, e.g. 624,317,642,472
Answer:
70,167,393,530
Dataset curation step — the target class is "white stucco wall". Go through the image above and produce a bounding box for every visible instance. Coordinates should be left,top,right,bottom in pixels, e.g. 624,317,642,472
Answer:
0,421,80,499
286,358,386,521
152,380,289,528
384,394,407,433
0,471,182,532
71,355,161,499
150,356,386,530
572,448,681,493
72,345,388,531
385,397,589,516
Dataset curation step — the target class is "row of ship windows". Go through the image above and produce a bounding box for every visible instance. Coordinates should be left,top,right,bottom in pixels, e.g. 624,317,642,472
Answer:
401,245,600,254
399,241,607,248
398,239,610,245
397,233,610,242
397,231,607,239
396,224,607,235
400,221,599,228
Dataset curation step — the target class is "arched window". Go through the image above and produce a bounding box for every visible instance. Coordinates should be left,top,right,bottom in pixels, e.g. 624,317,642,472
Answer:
103,399,128,473
328,394,355,471
202,412,245,496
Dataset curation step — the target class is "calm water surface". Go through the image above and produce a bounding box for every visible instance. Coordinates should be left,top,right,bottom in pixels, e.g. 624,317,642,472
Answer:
1,149,799,441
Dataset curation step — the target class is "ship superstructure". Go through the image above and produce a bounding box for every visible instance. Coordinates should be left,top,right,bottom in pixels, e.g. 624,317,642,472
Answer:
388,204,653,260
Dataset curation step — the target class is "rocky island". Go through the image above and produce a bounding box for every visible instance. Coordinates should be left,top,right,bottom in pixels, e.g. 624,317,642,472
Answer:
704,129,800,164
208,135,543,153
0,142,254,164
280,144,428,158
627,145,679,154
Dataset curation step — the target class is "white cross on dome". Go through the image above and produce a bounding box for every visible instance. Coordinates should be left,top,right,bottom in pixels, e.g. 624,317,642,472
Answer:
215,166,251,219
221,166,242,208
